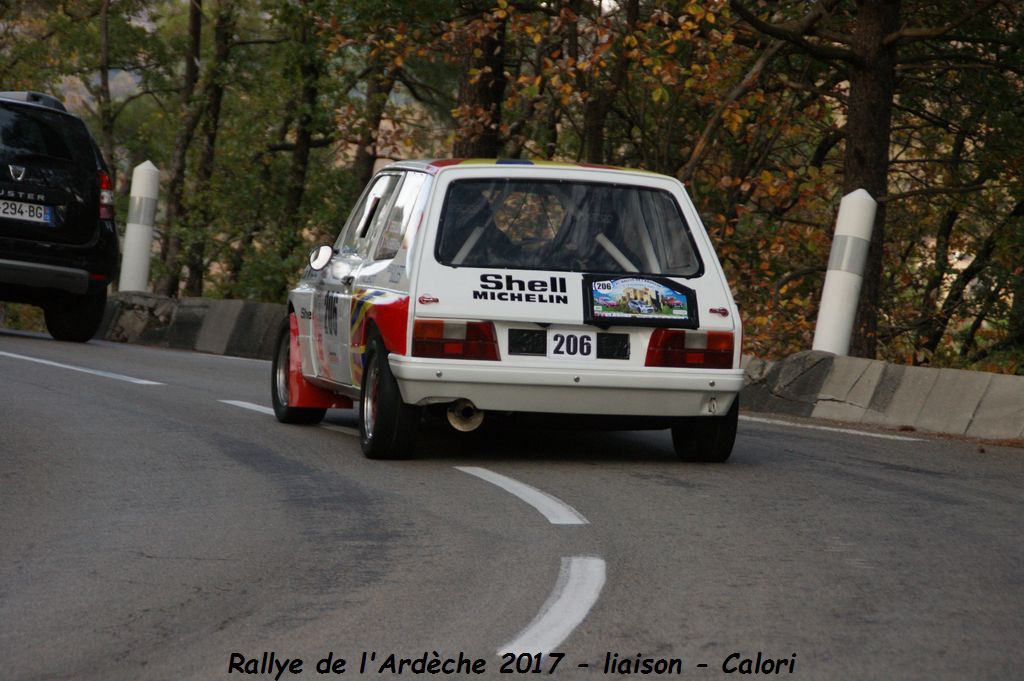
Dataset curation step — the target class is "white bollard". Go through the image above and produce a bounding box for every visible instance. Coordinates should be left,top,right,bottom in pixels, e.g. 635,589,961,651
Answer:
812,188,876,356
119,161,160,292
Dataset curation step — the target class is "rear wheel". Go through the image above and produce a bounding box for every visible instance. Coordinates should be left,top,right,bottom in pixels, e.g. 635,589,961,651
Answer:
44,289,106,342
360,336,419,459
271,315,326,424
671,397,739,463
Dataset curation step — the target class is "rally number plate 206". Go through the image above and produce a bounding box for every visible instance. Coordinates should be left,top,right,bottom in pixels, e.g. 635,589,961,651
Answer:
546,329,597,361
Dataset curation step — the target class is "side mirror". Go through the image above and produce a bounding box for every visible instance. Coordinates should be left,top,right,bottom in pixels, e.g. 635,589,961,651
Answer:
308,244,334,271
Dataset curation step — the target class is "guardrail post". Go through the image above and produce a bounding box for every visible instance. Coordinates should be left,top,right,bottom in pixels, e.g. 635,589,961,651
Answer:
812,188,876,356
119,161,160,292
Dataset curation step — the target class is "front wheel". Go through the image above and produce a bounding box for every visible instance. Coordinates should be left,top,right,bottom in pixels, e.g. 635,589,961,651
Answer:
271,315,326,424
671,397,739,463
360,337,419,459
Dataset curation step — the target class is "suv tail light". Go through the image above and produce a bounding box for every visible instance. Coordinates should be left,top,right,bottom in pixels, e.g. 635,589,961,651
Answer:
645,329,734,369
98,171,114,220
412,320,500,361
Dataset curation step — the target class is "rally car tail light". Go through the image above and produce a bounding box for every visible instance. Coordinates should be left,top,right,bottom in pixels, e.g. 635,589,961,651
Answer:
98,171,115,220
645,329,734,369
412,320,500,361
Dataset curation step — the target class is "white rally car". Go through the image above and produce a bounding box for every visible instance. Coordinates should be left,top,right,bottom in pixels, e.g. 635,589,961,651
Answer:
272,160,744,461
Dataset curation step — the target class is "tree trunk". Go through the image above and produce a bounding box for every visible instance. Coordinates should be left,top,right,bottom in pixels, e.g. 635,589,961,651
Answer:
580,0,639,164
1007,276,1024,353
272,24,322,300
844,0,901,358
452,4,507,158
184,1,234,297
913,136,964,349
96,0,116,183
959,285,1001,358
156,0,204,297
542,106,559,160
352,65,396,189
277,74,317,248
919,200,1023,357
227,119,290,291
1005,207,1024,351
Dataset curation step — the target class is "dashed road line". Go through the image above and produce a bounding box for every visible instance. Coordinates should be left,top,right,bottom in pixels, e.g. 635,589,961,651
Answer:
321,423,360,437
455,466,589,525
220,400,360,436
218,402,602,651
499,556,606,655
0,350,164,385
219,400,274,415
740,414,924,442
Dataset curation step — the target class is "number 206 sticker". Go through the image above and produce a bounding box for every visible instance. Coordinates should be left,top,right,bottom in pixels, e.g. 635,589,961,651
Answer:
546,329,596,361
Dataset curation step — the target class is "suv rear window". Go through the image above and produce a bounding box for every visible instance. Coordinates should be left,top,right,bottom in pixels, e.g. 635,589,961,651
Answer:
436,179,703,277
0,104,93,166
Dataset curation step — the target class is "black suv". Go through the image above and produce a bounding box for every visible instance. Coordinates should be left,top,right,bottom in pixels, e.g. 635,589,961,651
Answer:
0,91,119,342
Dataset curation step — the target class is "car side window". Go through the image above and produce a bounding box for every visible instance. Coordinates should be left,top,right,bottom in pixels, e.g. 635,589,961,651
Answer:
371,171,428,261
356,173,404,258
335,174,401,255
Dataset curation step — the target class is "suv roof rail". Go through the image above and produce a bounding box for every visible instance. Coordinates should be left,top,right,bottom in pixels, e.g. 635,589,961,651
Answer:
0,91,68,112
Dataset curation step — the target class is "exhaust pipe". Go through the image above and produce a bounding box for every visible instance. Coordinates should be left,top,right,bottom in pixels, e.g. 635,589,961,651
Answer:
447,399,484,432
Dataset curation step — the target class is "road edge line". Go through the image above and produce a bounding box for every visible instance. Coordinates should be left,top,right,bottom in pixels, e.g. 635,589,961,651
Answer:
219,399,274,415
740,414,923,442
0,350,164,385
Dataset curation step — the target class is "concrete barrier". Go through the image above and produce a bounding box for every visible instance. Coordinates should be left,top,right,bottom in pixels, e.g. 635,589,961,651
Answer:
744,352,1024,441
741,350,834,417
94,292,1022,442
967,374,1024,440
101,292,286,360
164,297,212,350
225,301,286,359
811,356,886,422
103,292,178,346
195,299,246,355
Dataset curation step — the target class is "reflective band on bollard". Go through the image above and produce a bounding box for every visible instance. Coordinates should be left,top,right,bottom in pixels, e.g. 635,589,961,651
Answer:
812,189,876,356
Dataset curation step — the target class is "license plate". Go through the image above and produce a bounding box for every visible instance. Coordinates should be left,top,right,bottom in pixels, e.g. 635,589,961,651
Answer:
0,199,52,224
546,329,597,361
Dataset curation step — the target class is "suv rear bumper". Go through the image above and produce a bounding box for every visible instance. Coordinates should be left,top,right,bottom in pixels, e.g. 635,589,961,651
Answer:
0,258,89,294
388,355,744,417
0,221,118,303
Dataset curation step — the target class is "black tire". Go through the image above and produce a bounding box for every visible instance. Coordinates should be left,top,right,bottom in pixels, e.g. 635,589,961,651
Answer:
44,289,106,342
271,315,326,425
671,396,739,463
360,336,419,459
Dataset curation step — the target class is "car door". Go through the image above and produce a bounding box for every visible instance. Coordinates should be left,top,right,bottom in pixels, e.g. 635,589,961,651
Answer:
312,172,402,386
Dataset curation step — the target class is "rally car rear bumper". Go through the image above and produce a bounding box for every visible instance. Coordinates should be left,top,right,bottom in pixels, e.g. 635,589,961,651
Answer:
388,355,744,417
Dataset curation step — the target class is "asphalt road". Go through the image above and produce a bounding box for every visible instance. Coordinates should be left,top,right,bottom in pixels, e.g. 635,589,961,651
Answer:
1,329,1021,681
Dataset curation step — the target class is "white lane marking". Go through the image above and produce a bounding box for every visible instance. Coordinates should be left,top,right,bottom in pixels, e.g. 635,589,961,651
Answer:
220,402,604,652
321,423,360,437
220,400,274,415
499,556,606,655
740,414,924,442
0,350,164,385
205,355,270,364
455,466,588,525
220,402,361,437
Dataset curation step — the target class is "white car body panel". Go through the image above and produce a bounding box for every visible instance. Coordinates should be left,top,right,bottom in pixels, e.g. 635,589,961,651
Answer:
289,160,743,420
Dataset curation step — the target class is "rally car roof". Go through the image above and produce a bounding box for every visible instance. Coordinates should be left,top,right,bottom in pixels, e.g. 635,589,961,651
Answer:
382,158,663,177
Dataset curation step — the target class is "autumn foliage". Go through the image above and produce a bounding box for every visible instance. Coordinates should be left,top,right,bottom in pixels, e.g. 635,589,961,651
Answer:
1,0,1021,372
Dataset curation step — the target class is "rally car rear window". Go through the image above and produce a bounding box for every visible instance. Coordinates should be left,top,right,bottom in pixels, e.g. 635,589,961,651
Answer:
435,178,703,277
